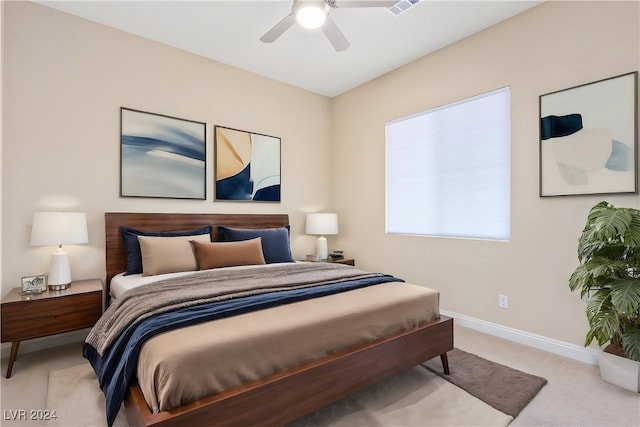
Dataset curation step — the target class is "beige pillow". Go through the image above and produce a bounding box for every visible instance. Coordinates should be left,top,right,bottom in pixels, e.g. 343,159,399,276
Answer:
191,237,266,270
138,234,211,276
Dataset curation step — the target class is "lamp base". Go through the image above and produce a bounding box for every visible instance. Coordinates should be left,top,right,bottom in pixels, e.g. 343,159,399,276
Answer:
48,248,72,290
316,235,328,261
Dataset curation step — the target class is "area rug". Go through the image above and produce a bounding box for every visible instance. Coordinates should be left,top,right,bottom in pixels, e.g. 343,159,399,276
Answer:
46,348,545,427
421,348,548,418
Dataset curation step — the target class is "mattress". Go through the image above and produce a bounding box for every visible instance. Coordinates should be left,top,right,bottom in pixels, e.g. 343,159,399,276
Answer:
136,280,440,413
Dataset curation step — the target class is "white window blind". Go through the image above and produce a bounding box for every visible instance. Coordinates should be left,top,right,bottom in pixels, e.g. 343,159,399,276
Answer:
386,87,510,240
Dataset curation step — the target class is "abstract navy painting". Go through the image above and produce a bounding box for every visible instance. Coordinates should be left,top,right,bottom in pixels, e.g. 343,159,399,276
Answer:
121,108,206,199
214,126,281,202
539,72,637,196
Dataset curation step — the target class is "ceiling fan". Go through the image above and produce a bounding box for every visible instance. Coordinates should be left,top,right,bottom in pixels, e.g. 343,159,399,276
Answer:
260,0,398,52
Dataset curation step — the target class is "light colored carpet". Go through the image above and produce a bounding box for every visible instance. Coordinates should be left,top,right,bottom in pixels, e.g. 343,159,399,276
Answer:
46,363,127,427
47,362,513,427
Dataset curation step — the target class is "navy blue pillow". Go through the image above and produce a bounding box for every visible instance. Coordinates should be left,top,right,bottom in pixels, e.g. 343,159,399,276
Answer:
121,226,212,275
217,226,294,264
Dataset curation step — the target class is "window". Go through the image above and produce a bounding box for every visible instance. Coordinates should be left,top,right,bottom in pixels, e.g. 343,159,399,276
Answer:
386,87,510,240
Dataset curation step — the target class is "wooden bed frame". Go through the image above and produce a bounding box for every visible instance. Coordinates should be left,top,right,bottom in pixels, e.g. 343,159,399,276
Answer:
104,212,454,427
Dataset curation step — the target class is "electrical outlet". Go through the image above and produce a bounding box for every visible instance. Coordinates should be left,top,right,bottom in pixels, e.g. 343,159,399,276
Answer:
498,294,509,309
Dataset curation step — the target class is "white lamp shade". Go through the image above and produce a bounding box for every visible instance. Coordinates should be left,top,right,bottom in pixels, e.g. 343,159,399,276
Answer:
305,213,339,235
31,211,88,288
31,212,88,246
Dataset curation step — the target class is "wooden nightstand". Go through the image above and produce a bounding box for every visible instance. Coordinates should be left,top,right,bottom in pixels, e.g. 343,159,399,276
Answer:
1,278,103,378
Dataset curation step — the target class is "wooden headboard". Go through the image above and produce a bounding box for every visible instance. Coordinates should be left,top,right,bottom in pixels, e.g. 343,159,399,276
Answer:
105,212,290,295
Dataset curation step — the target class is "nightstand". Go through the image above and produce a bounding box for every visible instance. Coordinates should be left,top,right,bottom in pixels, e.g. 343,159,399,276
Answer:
328,258,355,266
1,278,103,378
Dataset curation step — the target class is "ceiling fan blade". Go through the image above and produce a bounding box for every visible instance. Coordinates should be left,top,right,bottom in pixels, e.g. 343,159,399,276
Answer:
332,1,397,8
260,14,296,43
322,16,350,52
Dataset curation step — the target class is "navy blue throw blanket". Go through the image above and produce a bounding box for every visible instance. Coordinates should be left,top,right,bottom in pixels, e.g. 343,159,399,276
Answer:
84,275,402,426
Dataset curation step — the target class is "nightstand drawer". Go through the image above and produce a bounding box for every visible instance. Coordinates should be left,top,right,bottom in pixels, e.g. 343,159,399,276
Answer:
1,292,102,342
327,258,355,266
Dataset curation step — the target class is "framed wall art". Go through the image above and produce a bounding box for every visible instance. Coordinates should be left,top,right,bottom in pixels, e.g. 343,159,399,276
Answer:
214,125,281,202
120,107,206,199
539,72,638,197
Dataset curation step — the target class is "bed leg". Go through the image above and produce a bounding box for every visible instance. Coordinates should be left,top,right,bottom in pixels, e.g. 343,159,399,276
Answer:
440,352,450,375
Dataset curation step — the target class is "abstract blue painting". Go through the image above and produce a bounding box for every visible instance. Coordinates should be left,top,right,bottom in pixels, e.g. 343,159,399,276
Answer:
539,72,637,196
214,126,281,202
121,108,206,199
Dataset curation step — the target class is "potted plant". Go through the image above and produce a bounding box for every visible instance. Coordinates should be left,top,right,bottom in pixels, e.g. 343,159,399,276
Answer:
569,201,640,392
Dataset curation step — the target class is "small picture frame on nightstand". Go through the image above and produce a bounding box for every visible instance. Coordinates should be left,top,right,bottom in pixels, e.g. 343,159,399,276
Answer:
21,274,47,294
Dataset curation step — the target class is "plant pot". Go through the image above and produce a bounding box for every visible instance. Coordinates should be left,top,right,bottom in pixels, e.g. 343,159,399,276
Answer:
598,351,640,392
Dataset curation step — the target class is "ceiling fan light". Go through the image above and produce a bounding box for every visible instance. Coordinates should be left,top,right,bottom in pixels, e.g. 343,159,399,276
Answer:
295,4,327,29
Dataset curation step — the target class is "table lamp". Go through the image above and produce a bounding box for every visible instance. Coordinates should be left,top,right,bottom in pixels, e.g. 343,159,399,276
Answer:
31,211,88,290
305,213,338,261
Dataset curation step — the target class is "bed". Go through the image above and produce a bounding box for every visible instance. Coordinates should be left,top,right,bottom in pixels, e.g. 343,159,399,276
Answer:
93,212,453,427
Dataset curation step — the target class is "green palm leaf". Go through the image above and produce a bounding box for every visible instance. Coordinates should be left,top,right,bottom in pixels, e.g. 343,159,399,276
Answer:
611,279,640,315
623,213,640,248
586,258,628,279
585,289,620,346
591,208,632,241
622,327,640,362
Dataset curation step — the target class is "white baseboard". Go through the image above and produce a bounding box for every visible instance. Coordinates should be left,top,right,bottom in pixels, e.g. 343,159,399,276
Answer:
441,309,600,366
1,329,89,360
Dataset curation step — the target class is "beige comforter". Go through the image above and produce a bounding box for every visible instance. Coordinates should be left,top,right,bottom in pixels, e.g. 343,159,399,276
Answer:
137,280,440,413
88,262,393,356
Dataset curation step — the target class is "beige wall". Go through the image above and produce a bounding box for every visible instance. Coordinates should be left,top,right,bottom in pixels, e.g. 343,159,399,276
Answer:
1,1,332,294
332,0,640,347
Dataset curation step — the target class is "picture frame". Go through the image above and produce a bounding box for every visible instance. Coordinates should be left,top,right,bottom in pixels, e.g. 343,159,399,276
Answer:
120,107,206,199
214,125,281,202
21,274,47,294
539,72,638,197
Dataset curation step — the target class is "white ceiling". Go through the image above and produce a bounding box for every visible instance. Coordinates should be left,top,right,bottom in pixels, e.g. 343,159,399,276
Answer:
35,0,543,97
